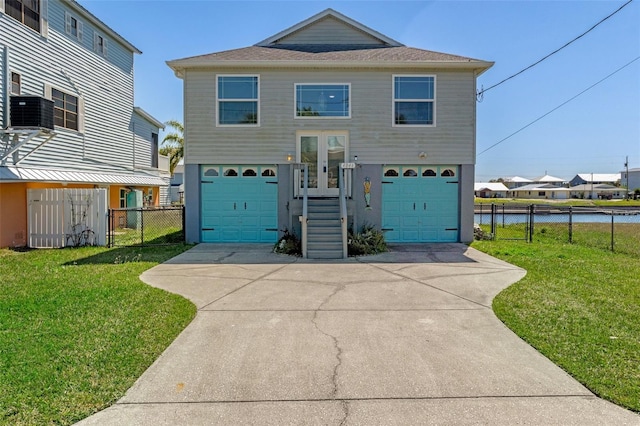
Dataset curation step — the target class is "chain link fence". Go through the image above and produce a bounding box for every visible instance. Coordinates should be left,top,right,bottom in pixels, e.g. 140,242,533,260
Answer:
475,204,640,257
108,206,184,247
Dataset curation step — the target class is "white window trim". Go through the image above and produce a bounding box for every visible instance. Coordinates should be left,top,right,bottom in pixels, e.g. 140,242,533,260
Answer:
93,32,108,57
10,71,21,95
216,74,260,128
294,83,351,120
1,0,48,36
44,83,85,133
64,11,83,42
392,74,436,128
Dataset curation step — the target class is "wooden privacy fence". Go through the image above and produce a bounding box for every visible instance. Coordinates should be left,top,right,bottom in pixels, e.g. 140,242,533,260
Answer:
27,188,107,248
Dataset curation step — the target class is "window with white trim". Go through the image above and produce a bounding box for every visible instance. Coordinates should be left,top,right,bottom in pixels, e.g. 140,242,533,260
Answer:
5,0,40,32
119,189,127,208
217,75,259,126
393,75,435,126
52,88,78,130
65,12,83,41
11,72,21,95
94,33,108,57
295,84,350,118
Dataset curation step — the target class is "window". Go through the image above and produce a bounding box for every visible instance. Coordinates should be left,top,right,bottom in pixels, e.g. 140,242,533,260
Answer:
52,88,78,130
10,72,21,95
217,75,259,126
5,0,40,32
151,132,158,168
119,189,127,208
65,12,83,41
295,84,350,118
393,75,435,126
94,33,108,57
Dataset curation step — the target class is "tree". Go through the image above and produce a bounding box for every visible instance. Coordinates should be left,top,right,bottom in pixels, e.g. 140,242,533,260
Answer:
159,120,184,174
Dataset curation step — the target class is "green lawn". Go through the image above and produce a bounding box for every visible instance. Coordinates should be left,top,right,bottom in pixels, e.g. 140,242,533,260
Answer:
472,239,640,413
0,245,196,425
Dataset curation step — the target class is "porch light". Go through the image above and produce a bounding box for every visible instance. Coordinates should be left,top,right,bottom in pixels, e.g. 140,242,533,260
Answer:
286,153,294,162
418,152,427,159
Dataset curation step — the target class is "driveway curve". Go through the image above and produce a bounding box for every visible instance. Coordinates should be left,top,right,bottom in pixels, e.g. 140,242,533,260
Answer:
77,244,639,425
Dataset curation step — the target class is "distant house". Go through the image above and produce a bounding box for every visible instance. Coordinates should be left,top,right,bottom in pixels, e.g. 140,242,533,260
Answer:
502,176,532,189
510,183,569,200
569,184,624,200
169,159,185,204
474,182,509,198
0,0,168,247
620,168,640,191
569,173,621,187
531,174,566,187
167,8,493,257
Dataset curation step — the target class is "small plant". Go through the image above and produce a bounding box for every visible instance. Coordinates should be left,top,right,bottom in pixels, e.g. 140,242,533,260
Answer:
348,224,387,256
273,229,302,256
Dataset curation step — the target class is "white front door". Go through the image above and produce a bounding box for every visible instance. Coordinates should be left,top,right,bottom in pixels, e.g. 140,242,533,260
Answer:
298,131,348,196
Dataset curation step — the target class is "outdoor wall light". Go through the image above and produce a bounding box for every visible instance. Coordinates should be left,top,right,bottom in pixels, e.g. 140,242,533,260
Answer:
418,152,427,159
286,153,294,162
354,155,358,161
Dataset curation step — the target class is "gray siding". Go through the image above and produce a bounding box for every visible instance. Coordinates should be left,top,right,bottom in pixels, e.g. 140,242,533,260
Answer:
184,68,477,167
132,111,156,169
278,17,384,45
0,0,147,174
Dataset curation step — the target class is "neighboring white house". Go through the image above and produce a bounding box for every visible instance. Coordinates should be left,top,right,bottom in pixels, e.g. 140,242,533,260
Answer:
167,8,493,258
502,176,533,189
531,174,566,187
621,168,640,192
474,182,509,198
0,0,167,247
510,183,569,200
569,184,625,200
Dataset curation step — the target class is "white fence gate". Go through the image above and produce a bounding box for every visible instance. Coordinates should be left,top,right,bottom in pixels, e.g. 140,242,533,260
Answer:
27,188,107,248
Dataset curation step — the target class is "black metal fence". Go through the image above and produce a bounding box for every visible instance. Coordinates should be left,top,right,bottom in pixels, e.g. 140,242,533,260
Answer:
475,204,640,256
108,206,184,247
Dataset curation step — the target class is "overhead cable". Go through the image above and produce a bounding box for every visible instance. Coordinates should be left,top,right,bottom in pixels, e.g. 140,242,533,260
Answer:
477,56,640,157
476,0,634,101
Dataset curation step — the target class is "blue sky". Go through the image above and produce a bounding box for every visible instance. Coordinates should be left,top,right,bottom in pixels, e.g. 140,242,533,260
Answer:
78,0,640,181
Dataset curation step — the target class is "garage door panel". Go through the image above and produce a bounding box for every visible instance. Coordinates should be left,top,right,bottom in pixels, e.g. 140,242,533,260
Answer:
201,165,278,243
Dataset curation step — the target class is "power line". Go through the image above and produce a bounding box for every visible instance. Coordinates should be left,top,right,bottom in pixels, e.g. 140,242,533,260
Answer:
477,56,640,157
476,0,634,100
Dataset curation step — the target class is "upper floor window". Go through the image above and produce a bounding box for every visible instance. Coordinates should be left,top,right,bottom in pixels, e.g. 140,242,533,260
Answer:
11,72,21,95
151,132,158,168
65,12,83,42
295,84,350,118
393,75,435,126
52,88,78,131
5,0,40,32
217,75,259,126
94,33,108,57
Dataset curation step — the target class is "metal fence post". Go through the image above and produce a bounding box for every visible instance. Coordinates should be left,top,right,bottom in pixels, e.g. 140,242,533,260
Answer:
491,203,496,239
107,209,111,248
568,206,573,244
529,204,534,243
611,213,614,252
140,208,144,245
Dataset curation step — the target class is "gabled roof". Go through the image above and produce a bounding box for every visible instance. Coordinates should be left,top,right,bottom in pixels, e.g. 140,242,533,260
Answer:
512,183,569,191
503,176,533,183
167,9,493,77
532,174,565,183
575,173,621,182
474,182,509,192
133,107,165,129
256,8,403,47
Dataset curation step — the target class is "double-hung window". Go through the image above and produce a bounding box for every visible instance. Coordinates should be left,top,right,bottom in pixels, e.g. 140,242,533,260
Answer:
217,75,259,126
64,12,83,41
295,84,350,118
52,88,78,131
393,75,435,126
5,0,40,32
94,33,108,57
11,72,21,95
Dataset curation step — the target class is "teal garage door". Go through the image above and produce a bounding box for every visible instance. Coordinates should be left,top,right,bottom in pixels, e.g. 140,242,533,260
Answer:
201,165,278,243
382,165,459,242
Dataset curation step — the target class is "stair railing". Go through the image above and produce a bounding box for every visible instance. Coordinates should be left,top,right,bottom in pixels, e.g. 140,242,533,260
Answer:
338,165,349,259
300,163,309,258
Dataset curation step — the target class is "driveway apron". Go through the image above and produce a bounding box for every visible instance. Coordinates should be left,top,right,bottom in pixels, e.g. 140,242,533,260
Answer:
77,244,639,425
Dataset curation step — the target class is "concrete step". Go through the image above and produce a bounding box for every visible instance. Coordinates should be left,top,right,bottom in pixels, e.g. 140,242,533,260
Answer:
308,219,341,228
308,234,342,243
307,249,344,259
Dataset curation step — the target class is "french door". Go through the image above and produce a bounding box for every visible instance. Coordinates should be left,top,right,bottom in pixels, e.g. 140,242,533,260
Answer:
297,131,348,196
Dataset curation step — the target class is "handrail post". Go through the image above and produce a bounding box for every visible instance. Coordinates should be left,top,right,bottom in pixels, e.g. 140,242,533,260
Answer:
338,166,348,259
301,163,308,258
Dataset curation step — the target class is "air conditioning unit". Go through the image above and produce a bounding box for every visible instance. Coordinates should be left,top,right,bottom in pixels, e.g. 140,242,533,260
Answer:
10,96,55,130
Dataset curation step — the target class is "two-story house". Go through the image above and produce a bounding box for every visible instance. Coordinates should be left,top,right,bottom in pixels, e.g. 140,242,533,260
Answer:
167,9,492,258
0,0,168,247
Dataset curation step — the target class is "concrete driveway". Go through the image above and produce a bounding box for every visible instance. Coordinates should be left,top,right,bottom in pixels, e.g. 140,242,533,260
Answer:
77,244,639,425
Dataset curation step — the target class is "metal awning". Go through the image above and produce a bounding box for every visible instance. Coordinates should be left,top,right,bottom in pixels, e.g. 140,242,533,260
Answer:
0,166,167,186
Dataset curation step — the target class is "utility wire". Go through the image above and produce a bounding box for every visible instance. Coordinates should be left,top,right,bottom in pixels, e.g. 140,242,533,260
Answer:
476,0,634,100
477,56,640,157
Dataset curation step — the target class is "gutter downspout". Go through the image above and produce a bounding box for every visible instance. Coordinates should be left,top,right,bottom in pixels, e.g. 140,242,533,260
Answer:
3,45,9,129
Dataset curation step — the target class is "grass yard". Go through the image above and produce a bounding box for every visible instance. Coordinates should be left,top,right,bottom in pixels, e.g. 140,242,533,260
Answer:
0,245,196,425
472,239,640,413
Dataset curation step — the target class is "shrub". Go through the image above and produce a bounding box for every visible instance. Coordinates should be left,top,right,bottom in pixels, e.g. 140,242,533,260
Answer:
348,224,387,256
273,229,302,256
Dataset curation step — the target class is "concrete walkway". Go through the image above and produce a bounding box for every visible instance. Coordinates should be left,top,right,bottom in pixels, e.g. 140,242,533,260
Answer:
77,244,639,425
